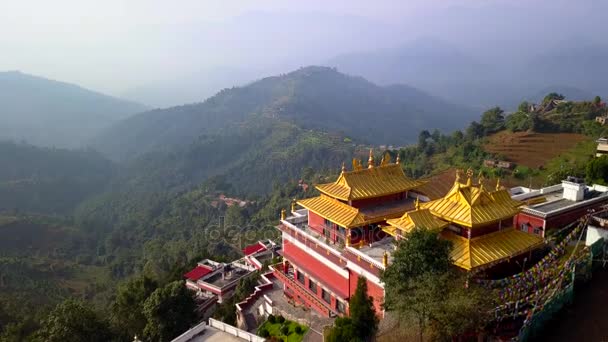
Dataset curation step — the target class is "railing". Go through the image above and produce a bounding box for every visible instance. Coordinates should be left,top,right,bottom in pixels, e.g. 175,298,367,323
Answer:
236,272,275,312
270,265,333,317
208,318,266,342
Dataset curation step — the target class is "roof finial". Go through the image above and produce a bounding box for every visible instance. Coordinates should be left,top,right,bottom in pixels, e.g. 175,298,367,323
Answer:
455,169,462,183
415,196,420,210
478,171,485,187
395,154,400,165
496,178,501,191
466,168,473,186
280,208,286,220
291,199,297,213
382,251,389,268
341,162,346,173
368,149,375,169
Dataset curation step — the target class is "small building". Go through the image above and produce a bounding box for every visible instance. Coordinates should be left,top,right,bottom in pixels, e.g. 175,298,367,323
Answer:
171,318,264,342
185,259,257,304
513,177,608,237
242,240,279,270
586,209,608,246
596,138,608,157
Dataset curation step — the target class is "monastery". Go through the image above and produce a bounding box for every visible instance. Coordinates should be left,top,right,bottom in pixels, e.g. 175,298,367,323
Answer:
274,151,546,317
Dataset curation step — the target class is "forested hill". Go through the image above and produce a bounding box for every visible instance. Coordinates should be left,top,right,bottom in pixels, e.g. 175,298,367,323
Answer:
0,141,115,214
0,71,147,148
93,66,474,160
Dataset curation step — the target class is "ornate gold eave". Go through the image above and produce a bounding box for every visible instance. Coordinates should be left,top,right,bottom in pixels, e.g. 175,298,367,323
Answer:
421,172,521,228
315,163,423,201
440,228,544,271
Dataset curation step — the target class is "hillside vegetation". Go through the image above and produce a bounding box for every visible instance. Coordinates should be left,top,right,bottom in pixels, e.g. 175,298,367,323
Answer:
0,71,147,148
484,131,590,168
93,66,474,160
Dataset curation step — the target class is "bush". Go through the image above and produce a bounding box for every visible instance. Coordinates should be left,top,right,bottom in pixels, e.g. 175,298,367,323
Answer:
276,315,285,324
267,314,276,324
280,325,289,335
258,327,269,338
294,325,303,334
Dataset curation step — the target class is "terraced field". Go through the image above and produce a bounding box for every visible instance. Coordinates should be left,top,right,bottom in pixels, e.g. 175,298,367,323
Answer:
484,131,590,168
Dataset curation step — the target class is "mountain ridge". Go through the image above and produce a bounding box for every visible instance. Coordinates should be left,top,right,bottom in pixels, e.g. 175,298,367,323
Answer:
0,71,148,148
93,66,475,161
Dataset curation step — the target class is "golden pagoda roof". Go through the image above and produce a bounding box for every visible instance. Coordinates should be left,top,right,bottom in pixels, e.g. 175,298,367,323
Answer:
421,174,521,228
440,228,544,271
316,163,423,201
385,208,448,236
297,195,369,228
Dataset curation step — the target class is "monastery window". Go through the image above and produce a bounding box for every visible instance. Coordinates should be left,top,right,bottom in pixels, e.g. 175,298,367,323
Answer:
533,227,541,235
336,299,346,314
324,219,332,228
321,289,331,304
309,280,317,294
297,270,305,285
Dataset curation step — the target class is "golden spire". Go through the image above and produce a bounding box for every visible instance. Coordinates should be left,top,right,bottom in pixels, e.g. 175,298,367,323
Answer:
466,168,473,186
291,199,297,213
341,162,346,173
415,196,420,210
380,152,391,166
280,208,286,220
496,178,501,191
395,154,400,165
368,149,375,168
382,251,389,268
478,172,485,189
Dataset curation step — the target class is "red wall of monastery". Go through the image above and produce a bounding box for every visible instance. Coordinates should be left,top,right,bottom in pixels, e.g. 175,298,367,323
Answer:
283,238,350,299
348,270,384,315
514,213,546,236
308,211,325,234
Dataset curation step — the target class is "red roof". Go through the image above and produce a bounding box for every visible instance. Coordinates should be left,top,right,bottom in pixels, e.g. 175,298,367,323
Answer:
243,242,267,256
184,265,212,281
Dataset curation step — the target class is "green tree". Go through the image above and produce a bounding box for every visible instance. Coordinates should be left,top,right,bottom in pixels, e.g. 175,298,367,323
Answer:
111,275,158,339
142,281,197,342
542,92,565,105
480,107,505,135
349,276,378,340
586,156,608,185
594,96,602,106
381,228,489,341
465,121,484,140
418,130,431,149
36,300,113,342
326,276,378,342
518,101,530,113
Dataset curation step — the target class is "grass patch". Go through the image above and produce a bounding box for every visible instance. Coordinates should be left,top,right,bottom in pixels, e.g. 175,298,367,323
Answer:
258,318,308,342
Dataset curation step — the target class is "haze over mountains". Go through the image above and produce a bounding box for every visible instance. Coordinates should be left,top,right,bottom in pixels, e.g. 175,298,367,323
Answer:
0,71,147,148
93,66,474,161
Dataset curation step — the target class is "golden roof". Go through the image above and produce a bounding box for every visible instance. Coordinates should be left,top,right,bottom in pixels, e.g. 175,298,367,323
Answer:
385,208,448,235
316,163,423,201
440,228,544,271
421,177,521,228
297,195,368,228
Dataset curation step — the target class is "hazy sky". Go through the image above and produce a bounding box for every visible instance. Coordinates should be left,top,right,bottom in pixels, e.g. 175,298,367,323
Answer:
0,0,605,98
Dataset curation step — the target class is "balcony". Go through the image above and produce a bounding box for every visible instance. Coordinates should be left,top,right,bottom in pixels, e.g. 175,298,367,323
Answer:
270,264,335,317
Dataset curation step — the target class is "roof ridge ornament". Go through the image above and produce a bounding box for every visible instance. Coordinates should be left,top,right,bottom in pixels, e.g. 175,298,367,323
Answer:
395,154,400,165
368,149,375,168
341,162,346,173
466,168,474,186
496,178,501,191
